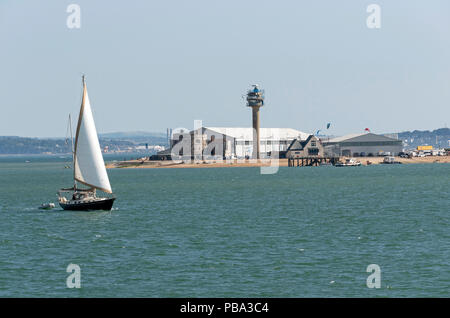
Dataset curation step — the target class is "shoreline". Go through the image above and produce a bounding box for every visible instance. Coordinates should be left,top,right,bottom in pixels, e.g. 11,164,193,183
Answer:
106,156,450,169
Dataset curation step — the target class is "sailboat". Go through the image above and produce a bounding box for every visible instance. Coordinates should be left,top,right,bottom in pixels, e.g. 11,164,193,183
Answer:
58,76,115,211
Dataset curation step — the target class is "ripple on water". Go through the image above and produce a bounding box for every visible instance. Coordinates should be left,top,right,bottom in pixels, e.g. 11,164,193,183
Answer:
0,163,449,297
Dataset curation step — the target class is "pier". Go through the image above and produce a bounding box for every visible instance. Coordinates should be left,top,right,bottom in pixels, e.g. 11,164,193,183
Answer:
288,157,340,167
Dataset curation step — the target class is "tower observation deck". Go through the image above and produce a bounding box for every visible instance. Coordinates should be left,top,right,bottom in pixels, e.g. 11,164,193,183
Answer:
246,84,265,159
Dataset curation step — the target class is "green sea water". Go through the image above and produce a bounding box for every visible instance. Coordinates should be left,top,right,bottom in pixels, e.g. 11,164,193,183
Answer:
0,157,448,297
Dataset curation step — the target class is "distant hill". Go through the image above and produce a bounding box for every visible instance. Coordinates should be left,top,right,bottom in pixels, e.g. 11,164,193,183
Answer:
398,128,450,149
0,136,70,155
99,131,166,139
99,131,167,144
0,131,168,155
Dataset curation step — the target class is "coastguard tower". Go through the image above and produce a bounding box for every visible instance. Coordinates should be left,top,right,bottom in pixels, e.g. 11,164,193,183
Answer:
246,84,265,159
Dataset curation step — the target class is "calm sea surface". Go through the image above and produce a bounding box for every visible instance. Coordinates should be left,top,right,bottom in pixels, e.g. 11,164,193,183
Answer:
0,156,448,297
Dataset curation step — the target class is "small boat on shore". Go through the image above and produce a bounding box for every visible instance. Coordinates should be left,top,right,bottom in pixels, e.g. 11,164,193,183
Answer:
335,158,361,167
379,156,402,164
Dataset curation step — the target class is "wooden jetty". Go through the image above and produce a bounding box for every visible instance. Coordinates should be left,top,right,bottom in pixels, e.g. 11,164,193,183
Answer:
288,157,340,167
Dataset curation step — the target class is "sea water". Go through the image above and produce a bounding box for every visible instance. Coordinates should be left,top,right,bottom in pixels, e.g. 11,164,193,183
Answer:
0,156,448,297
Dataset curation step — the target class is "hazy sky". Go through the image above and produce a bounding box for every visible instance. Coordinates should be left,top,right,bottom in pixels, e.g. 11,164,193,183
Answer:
1,0,449,137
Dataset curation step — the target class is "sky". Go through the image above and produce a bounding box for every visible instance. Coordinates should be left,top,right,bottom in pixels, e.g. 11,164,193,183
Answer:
1,0,449,137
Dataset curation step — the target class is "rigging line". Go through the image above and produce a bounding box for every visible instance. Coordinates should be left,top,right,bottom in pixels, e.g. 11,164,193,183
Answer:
60,115,72,190
65,115,71,146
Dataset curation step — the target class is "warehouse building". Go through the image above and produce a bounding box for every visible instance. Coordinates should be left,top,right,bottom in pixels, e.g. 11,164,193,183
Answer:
169,127,310,160
322,132,403,157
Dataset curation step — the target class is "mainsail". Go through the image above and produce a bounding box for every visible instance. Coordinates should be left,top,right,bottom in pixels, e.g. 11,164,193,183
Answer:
73,78,112,193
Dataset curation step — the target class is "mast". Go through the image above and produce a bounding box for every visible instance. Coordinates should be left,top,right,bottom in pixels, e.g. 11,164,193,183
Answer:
73,75,85,191
69,114,76,190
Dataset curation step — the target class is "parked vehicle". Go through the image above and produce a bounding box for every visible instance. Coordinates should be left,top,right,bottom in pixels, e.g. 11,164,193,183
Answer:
399,152,410,158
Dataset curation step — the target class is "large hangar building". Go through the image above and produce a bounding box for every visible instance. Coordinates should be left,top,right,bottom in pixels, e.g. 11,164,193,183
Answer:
323,132,403,156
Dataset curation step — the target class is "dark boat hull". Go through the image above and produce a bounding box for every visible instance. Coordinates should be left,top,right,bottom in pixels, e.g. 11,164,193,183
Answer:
59,198,115,211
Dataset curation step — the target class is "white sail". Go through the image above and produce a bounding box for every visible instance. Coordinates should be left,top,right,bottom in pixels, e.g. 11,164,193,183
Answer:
73,80,112,193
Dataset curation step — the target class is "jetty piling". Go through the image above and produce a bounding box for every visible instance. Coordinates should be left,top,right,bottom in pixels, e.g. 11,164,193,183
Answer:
287,157,339,167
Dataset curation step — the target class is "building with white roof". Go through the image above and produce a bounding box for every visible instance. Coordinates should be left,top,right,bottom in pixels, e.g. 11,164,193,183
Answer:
170,127,310,159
